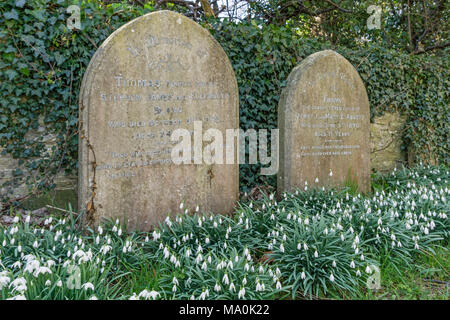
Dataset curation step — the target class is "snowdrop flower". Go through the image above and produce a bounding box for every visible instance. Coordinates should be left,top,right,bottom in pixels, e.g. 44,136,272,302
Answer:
165,217,172,227
0,273,11,290
82,282,94,291
329,169,333,177
199,289,209,300
332,260,336,268
356,269,361,277
314,250,318,258
214,283,221,292
365,265,372,274
152,230,161,241
229,282,236,292
276,281,282,290
222,273,230,285
129,293,139,300
56,280,63,287
7,295,26,300
280,243,285,253
10,277,27,293
100,244,112,255
238,287,246,299
45,280,51,286
350,260,356,268
329,273,335,282
89,295,98,300
301,271,306,280
179,203,184,210
172,276,179,286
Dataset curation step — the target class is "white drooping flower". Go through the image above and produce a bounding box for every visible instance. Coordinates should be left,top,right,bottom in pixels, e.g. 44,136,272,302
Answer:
222,273,230,285
10,277,27,293
138,289,160,300
7,294,26,300
238,287,246,299
0,273,11,290
329,273,335,282
365,265,372,274
276,281,282,290
82,282,94,291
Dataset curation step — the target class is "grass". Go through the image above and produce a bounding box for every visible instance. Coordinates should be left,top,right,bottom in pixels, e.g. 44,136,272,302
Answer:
326,242,449,300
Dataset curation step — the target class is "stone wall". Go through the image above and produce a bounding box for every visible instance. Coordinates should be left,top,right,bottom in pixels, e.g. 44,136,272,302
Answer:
0,121,77,202
370,111,407,172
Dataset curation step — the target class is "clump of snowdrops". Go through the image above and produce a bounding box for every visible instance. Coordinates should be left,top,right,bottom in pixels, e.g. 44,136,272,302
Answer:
0,164,448,300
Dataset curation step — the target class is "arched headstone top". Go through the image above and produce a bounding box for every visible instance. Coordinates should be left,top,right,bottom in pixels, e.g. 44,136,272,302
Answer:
79,10,239,230
278,50,370,193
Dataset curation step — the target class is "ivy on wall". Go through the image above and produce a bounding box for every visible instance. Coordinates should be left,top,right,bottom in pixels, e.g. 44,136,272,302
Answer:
0,0,448,200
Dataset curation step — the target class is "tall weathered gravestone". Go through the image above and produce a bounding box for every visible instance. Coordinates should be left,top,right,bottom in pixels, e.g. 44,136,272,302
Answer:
278,50,370,193
79,11,239,230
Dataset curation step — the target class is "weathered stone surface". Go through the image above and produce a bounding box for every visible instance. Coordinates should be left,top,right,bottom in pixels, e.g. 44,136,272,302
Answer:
370,111,407,172
278,50,370,193
79,11,239,230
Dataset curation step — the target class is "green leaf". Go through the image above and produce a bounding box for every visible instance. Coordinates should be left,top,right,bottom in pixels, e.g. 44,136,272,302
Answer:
4,9,19,21
15,0,26,8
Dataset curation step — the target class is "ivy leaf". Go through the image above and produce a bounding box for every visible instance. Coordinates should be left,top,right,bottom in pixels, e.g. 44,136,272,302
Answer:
4,9,19,21
4,69,18,81
20,67,30,76
15,0,26,8
54,52,66,66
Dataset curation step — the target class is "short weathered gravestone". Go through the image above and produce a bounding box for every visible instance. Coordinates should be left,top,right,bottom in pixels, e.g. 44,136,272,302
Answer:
79,11,239,230
278,50,370,193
